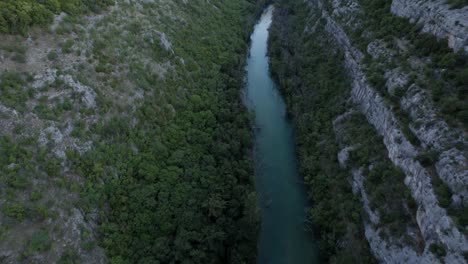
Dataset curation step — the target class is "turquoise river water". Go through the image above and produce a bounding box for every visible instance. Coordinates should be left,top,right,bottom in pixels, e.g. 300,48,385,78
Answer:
244,6,320,264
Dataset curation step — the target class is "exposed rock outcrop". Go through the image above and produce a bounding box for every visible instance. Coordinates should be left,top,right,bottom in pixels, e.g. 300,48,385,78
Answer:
391,0,468,53
351,169,439,264
307,0,468,262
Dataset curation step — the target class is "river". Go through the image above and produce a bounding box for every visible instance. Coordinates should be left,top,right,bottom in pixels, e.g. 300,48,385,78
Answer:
244,5,320,264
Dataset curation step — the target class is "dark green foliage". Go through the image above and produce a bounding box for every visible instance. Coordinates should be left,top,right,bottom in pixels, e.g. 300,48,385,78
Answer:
354,0,468,128
340,113,419,242
67,0,261,263
0,0,113,35
3,203,27,220
367,71,386,89
269,1,376,262
415,151,439,167
30,191,43,201
0,0,53,34
58,249,81,264
60,39,74,54
456,68,468,85
429,243,447,258
446,0,468,9
25,230,52,253
455,208,468,227
413,33,451,56
0,136,35,190
433,178,453,208
0,71,29,112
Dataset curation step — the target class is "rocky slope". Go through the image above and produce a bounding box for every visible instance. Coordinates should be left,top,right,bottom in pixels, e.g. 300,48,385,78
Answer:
269,0,467,263
391,0,468,52
0,0,262,262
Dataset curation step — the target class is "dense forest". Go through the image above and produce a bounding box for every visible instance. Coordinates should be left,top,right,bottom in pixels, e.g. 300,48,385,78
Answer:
0,0,113,34
0,0,267,262
268,1,375,262
1,0,466,262
71,0,265,262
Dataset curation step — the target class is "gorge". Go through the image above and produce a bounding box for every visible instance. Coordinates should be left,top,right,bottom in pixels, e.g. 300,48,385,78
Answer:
0,0,466,263
245,6,319,263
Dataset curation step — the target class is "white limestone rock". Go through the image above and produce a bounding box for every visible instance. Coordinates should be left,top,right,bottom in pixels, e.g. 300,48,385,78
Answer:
391,0,468,53
307,0,468,261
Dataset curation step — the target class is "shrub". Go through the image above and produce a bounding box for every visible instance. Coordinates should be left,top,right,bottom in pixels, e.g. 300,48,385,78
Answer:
6,174,30,189
3,203,27,220
33,205,51,220
446,0,468,9
23,230,52,257
429,243,446,258
30,190,43,201
82,241,95,251
456,68,468,86
434,180,452,208
0,0,113,34
415,151,439,167
0,71,29,112
61,39,74,54
47,51,58,61
458,208,468,227
59,249,80,264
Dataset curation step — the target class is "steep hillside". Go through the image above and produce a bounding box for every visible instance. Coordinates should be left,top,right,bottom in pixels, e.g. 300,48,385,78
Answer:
0,0,264,263
269,0,467,263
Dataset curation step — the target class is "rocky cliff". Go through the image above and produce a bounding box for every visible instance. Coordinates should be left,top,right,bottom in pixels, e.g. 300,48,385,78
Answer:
391,0,468,53
315,0,467,262
269,0,467,263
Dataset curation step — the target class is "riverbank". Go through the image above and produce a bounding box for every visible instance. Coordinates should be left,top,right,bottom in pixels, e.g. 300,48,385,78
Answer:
245,6,320,264
268,1,376,262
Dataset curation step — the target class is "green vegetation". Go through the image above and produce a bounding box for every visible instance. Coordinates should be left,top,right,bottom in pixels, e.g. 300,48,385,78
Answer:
342,114,419,243
58,249,80,264
446,0,468,9
48,50,58,61
433,178,452,208
415,151,439,167
0,43,28,62
429,243,447,258
0,71,30,112
269,1,376,262
30,190,44,201
334,0,468,230
23,229,52,256
0,134,63,227
0,136,35,192
269,0,426,260
354,0,468,128
45,0,266,262
0,0,113,35
0,0,266,262
3,202,27,220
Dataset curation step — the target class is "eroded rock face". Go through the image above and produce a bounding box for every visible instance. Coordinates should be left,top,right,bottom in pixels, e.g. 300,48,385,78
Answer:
400,84,468,202
307,0,467,262
391,0,468,53
351,169,439,264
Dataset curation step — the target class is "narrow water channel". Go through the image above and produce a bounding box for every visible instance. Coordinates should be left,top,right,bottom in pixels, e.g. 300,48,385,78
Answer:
245,6,320,264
